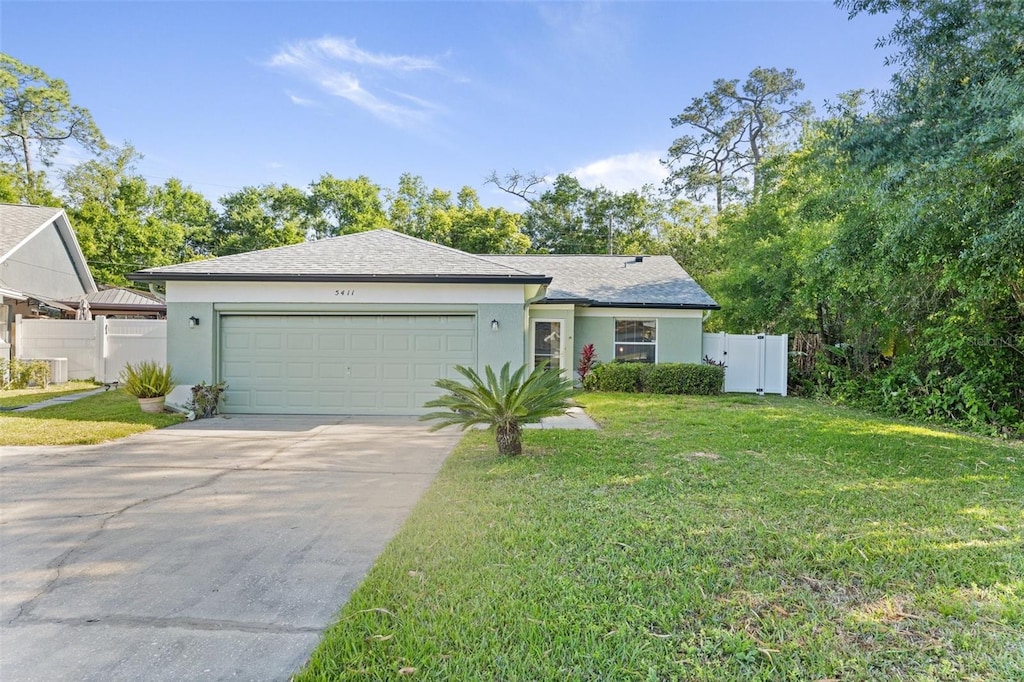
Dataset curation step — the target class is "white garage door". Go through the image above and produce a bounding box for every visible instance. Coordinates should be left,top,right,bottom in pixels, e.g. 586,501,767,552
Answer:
219,314,476,415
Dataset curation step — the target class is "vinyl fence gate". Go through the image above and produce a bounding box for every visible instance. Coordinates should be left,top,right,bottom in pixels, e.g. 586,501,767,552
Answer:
702,332,788,396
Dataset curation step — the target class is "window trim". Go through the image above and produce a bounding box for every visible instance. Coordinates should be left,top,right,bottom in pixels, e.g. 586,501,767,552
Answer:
613,318,657,363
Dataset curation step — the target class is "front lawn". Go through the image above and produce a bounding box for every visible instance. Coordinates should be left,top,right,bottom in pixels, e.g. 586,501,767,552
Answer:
0,380,100,409
0,388,183,445
298,394,1023,681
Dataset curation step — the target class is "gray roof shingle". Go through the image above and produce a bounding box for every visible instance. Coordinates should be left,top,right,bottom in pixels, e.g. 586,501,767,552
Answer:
131,230,549,283
485,254,719,309
0,204,65,258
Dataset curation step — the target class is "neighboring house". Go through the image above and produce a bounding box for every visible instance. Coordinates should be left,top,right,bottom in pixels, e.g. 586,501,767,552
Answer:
131,229,718,415
0,204,97,346
61,286,167,319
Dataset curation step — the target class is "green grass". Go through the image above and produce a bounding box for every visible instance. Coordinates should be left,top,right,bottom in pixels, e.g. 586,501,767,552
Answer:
0,388,184,445
297,394,1024,681
0,380,100,409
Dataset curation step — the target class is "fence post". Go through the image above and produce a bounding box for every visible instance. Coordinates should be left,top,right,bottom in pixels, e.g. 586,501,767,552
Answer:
14,314,24,359
94,315,107,382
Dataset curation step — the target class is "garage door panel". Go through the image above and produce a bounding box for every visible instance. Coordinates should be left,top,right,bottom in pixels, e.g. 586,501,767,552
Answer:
414,335,443,352
253,362,282,379
220,314,475,415
350,334,379,352
254,334,282,350
383,335,410,352
446,336,474,352
286,334,315,351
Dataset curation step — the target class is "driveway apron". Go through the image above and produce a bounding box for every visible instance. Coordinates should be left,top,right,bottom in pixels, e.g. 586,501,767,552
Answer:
0,416,461,681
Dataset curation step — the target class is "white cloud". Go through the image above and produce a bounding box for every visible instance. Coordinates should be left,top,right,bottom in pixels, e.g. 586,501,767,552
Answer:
570,151,667,193
286,91,319,107
267,36,444,127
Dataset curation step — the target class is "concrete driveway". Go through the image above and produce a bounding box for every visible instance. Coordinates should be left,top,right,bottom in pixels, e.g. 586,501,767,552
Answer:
0,416,461,681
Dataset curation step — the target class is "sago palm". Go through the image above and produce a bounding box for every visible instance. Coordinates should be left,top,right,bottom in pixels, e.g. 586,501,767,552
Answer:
420,362,574,456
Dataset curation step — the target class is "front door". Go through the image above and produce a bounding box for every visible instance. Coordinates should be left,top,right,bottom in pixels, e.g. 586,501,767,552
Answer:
533,320,562,373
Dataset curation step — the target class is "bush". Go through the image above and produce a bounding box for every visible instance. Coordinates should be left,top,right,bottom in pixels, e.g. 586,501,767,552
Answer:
120,361,175,398
0,359,51,390
189,381,227,419
585,362,724,395
645,363,724,395
584,362,647,392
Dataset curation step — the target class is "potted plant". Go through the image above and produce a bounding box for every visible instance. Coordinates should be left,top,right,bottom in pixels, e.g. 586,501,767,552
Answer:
120,361,175,413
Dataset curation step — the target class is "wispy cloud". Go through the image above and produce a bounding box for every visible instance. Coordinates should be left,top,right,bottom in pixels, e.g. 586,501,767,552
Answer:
286,91,319,107
570,151,667,193
267,36,446,127
537,3,632,62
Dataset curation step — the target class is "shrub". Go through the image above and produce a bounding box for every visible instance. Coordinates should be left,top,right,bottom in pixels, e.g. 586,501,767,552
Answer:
584,362,647,392
577,343,598,384
189,381,227,419
585,362,724,395
120,361,175,399
0,359,51,390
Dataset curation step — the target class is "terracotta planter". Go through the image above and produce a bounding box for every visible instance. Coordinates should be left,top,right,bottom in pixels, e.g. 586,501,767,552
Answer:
138,396,166,413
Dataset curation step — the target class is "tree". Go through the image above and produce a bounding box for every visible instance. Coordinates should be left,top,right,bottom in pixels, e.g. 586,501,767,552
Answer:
833,0,1024,430
60,144,215,284
663,67,813,212
307,174,388,239
1,54,106,202
420,362,574,456
213,184,307,256
492,172,663,254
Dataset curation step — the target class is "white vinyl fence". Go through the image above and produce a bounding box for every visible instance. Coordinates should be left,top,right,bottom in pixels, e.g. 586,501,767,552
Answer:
703,332,788,396
15,315,166,383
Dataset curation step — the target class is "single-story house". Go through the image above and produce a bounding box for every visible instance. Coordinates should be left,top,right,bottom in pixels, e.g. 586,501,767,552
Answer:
131,229,718,415
0,204,97,346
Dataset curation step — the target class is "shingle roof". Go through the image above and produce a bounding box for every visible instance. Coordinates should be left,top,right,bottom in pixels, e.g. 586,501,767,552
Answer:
485,254,719,309
0,204,65,258
131,229,549,284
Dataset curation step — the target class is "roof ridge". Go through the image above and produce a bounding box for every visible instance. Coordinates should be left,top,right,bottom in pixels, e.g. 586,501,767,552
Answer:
377,230,543,277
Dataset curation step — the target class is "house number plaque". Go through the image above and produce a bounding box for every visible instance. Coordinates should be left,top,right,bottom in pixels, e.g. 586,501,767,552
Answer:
334,289,356,296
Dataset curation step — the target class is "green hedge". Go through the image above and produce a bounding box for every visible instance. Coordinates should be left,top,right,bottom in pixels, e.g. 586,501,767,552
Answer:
583,362,724,395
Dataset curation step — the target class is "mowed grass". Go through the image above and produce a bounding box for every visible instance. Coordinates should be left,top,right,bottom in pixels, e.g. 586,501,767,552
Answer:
298,394,1023,681
0,380,100,409
0,388,183,445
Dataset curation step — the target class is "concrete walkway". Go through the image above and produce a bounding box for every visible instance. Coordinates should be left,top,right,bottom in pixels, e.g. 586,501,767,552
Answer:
5,387,105,412
528,406,600,430
0,416,462,682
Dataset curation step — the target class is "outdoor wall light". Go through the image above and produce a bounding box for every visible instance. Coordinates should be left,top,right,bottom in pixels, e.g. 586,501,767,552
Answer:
188,316,200,328
491,319,500,331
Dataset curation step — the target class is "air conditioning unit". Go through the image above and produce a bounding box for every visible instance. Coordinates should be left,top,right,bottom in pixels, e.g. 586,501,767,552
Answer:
31,357,69,384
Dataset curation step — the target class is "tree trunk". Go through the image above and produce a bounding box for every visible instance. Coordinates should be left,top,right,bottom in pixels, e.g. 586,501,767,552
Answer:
495,422,522,456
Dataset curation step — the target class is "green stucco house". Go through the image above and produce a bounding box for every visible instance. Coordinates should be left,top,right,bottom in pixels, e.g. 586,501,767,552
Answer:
132,230,718,415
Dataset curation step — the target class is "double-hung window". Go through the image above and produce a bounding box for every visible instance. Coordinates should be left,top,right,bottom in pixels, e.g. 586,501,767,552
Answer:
614,319,656,363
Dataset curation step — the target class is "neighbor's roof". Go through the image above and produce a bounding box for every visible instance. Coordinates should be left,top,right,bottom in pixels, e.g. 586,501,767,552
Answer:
0,203,97,294
0,204,67,258
130,229,550,285
485,254,719,310
62,287,166,310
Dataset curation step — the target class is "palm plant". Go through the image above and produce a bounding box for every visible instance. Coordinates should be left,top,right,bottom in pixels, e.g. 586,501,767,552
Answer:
420,362,575,456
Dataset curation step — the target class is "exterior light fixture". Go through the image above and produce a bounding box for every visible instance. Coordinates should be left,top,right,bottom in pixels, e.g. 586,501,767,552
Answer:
491,319,500,331
188,316,200,328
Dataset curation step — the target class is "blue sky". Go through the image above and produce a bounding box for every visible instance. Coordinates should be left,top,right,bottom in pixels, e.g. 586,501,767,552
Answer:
3,1,897,210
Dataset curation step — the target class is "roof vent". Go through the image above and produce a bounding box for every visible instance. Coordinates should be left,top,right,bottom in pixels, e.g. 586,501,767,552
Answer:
634,256,644,263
